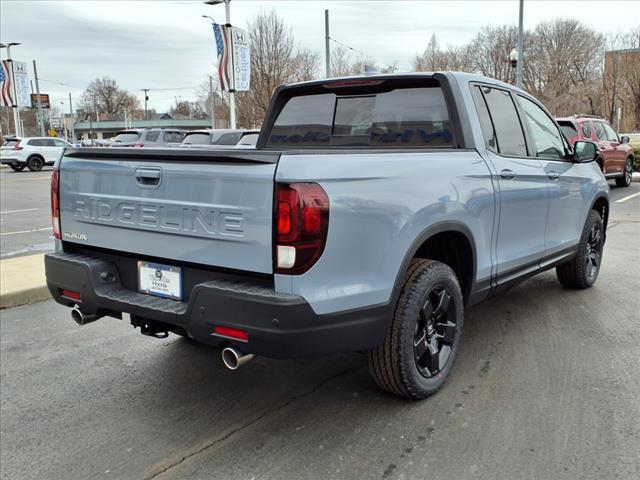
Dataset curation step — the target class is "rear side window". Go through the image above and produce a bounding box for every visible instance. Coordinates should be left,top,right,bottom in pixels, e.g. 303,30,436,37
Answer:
267,86,453,148
28,139,46,146
581,121,592,138
477,86,527,156
470,86,498,153
144,131,160,142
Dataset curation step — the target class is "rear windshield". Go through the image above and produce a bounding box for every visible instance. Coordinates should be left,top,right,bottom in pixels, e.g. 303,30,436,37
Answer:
3,139,21,147
111,131,141,143
267,86,452,148
164,131,185,143
558,121,578,139
182,133,211,145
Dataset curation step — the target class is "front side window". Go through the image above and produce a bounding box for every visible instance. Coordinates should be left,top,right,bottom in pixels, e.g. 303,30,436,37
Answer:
479,86,527,156
581,121,592,138
163,131,184,143
594,122,607,141
267,86,453,148
518,95,566,160
602,123,619,142
53,139,69,147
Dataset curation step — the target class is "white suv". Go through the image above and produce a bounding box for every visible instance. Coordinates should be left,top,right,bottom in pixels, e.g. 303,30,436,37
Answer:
1,137,74,172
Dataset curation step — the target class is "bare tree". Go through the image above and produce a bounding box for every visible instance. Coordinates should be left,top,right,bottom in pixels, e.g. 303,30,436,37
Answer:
235,10,320,128
80,77,139,116
415,34,473,72
467,25,520,83
330,45,373,76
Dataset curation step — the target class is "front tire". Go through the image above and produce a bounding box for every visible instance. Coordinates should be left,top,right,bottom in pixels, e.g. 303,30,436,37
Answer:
615,158,633,188
367,259,464,399
9,163,25,172
27,156,44,172
556,210,604,289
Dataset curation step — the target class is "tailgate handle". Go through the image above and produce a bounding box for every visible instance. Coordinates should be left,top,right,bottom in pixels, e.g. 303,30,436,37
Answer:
135,168,161,187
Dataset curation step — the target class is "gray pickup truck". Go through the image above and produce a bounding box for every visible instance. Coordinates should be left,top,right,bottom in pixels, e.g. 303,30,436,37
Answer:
45,72,609,399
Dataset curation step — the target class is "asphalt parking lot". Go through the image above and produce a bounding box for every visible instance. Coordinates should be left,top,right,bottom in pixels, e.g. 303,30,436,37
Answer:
0,167,55,259
1,180,639,480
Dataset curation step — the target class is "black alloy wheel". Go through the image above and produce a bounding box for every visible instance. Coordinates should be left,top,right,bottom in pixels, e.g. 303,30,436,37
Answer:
413,285,457,378
27,156,44,172
584,222,603,280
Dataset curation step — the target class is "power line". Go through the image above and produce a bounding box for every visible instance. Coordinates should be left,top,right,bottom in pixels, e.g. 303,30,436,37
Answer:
329,37,373,60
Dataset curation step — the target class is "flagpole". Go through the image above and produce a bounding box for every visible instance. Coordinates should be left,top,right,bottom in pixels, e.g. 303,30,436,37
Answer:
224,1,236,129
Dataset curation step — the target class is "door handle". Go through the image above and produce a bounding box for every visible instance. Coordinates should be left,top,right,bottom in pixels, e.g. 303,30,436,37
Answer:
499,169,516,180
135,168,161,187
548,171,559,181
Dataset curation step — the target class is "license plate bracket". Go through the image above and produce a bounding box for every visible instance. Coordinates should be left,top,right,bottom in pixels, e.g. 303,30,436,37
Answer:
138,261,183,300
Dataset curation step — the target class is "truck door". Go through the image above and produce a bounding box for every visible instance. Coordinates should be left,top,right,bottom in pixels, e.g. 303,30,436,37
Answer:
471,85,549,284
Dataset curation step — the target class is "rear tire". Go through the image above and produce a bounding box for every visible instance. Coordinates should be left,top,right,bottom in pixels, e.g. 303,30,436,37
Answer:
367,259,464,399
615,158,633,188
27,156,44,172
9,163,25,172
556,210,604,289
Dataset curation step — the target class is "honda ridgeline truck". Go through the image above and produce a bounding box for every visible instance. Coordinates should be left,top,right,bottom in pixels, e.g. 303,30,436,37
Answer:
45,73,609,399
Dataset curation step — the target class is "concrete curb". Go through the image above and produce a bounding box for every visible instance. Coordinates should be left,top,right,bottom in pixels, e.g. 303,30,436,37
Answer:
0,254,51,310
632,172,640,182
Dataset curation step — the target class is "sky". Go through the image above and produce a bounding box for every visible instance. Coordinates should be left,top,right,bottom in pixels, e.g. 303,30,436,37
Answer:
1,0,638,113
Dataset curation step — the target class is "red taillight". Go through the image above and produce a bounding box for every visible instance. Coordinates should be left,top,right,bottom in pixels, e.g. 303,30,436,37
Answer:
213,326,248,342
62,289,81,301
274,183,329,275
51,170,60,239
131,143,144,148
14,141,23,151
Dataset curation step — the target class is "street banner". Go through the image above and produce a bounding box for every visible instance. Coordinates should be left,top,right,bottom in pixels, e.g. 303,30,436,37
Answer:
211,23,250,92
31,93,51,109
13,61,30,107
0,60,15,107
230,27,250,91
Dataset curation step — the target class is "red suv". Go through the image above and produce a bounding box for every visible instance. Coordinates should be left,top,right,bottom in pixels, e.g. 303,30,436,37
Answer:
556,115,634,187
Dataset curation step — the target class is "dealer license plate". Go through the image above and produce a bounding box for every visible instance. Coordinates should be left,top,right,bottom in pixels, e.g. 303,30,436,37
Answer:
138,261,182,300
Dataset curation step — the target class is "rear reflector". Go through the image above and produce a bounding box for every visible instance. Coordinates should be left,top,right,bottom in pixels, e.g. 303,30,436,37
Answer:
62,289,81,300
51,170,60,239
213,326,248,342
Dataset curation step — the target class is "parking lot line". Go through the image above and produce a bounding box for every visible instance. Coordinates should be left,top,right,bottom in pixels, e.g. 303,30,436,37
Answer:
0,227,52,236
0,208,39,215
615,192,640,203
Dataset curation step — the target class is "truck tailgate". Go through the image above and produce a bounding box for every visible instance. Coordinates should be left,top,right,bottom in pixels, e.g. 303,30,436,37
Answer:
58,148,279,274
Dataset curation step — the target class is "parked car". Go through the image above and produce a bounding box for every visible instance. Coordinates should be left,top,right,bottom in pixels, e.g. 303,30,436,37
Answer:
106,130,143,147
0,136,73,171
45,72,608,399
235,131,259,148
556,115,634,187
130,129,186,148
180,129,258,148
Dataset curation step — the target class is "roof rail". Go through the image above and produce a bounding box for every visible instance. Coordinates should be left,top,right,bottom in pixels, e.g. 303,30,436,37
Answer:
575,114,604,119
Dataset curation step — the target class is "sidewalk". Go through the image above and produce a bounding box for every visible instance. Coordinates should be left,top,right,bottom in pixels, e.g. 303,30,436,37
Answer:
0,254,50,309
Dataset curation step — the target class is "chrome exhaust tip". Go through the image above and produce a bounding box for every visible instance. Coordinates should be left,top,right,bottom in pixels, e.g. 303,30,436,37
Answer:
221,346,255,370
71,306,102,326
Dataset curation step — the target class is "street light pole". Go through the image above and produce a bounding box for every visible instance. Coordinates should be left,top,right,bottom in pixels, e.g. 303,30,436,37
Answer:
204,0,236,129
325,10,330,78
209,75,216,128
1,42,23,137
516,0,524,89
142,88,150,120
32,59,46,136
68,92,75,141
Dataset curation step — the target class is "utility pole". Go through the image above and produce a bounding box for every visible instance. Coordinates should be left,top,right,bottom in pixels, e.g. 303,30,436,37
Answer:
142,88,150,120
209,75,216,129
68,92,75,141
325,10,330,78
516,0,524,89
32,59,46,136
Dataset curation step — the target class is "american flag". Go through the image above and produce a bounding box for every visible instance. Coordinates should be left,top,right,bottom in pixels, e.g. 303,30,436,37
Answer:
212,23,232,91
0,60,15,107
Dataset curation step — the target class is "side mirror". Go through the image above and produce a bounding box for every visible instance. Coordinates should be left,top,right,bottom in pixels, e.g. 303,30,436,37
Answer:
574,140,598,163
620,136,630,144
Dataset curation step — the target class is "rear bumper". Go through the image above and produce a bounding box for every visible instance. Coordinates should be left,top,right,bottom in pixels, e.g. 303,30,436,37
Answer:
1,157,21,164
44,252,390,358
